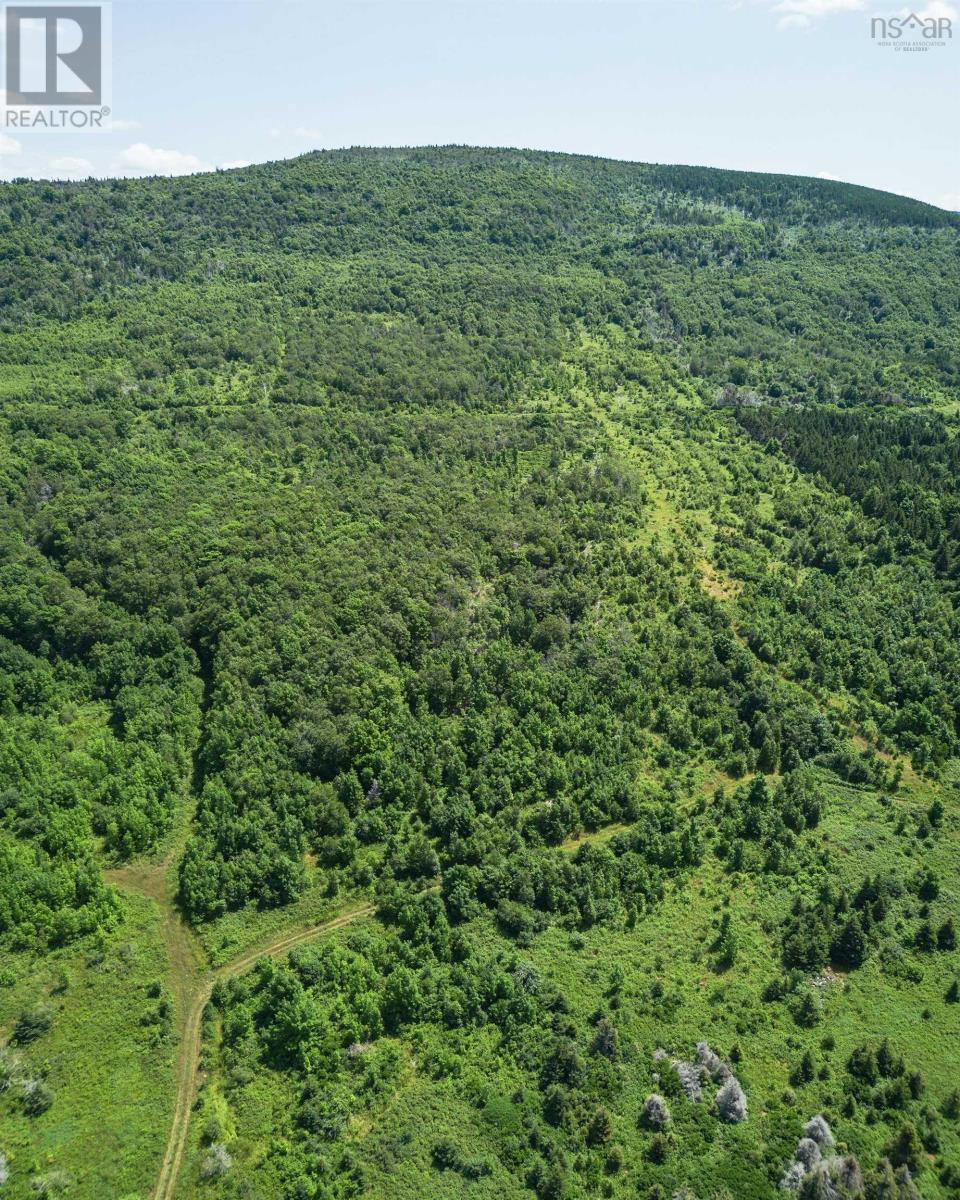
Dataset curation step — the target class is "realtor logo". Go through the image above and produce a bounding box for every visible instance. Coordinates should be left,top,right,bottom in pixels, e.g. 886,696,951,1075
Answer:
4,3,111,129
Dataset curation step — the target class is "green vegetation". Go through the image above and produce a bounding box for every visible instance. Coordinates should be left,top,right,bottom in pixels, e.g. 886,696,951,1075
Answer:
0,147,958,1199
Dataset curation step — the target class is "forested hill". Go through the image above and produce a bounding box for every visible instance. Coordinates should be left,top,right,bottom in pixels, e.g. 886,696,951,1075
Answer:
1,148,960,1200
2,147,958,407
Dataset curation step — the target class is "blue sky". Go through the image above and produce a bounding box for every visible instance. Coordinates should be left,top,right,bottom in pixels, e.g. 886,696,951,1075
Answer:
1,0,958,207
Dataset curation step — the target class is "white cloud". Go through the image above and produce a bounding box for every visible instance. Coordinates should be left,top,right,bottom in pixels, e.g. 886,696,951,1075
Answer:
936,191,960,210
111,118,141,131
0,133,22,156
904,1,958,17
117,142,212,176
49,155,93,177
773,0,865,14
768,0,955,24
220,159,251,170
817,170,842,180
770,0,865,24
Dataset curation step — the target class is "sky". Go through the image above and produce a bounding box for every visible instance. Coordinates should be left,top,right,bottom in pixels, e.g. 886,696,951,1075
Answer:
0,0,957,208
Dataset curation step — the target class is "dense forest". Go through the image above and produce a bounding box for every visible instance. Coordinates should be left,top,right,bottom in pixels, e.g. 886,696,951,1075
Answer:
0,147,958,1200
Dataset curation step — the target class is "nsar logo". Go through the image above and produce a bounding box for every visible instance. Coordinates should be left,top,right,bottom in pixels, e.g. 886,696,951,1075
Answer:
871,10,952,49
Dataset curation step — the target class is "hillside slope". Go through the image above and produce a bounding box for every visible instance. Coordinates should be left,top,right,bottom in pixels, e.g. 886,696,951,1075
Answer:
0,148,958,1200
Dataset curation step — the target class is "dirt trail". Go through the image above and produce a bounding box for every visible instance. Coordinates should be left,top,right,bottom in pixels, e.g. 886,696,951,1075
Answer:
103,652,380,1200
108,848,375,1200
141,900,375,1200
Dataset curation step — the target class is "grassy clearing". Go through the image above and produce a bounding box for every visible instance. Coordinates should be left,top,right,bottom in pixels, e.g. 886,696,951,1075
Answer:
195,870,361,967
0,893,176,1200
180,767,959,1200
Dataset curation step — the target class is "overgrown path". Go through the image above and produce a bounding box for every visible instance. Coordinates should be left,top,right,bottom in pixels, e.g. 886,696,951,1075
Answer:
104,644,213,1197
150,901,375,1200
107,858,375,1200
105,640,379,1200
